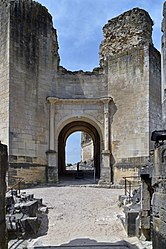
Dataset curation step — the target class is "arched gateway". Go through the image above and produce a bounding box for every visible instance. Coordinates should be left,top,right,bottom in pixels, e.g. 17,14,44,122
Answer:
46,97,113,184
58,121,100,177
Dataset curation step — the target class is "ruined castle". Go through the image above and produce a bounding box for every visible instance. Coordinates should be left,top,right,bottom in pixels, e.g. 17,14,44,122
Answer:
0,0,163,185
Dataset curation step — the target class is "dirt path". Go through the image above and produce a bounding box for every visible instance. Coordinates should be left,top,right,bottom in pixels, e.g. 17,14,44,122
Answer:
9,182,152,249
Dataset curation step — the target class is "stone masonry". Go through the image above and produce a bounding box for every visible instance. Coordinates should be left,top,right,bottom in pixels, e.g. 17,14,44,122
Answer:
150,3,166,247
0,0,162,185
102,8,161,184
81,132,94,162
0,143,8,249
0,1,10,145
151,144,166,248
163,2,166,123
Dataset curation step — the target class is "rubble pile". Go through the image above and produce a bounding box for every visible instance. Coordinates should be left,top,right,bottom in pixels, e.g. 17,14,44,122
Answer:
6,189,48,239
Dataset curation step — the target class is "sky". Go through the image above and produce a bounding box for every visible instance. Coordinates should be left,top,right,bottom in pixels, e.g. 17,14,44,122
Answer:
37,0,164,164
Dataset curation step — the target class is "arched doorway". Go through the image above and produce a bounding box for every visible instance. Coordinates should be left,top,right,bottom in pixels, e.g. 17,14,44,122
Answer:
58,121,100,178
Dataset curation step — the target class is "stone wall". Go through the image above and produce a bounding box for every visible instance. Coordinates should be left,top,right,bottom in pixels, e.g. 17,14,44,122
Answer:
0,143,8,249
81,141,94,162
149,3,166,247
100,8,153,68
102,8,162,183
81,132,93,162
0,1,10,145
8,0,59,184
80,8,162,184
56,67,107,99
162,2,166,128
152,144,166,248
149,46,162,137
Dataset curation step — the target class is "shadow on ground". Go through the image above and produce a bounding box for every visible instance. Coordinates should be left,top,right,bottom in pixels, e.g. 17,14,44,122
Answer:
34,238,139,249
58,175,99,186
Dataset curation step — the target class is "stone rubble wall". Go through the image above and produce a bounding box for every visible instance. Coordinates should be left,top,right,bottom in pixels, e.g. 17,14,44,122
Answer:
100,8,153,67
0,143,8,249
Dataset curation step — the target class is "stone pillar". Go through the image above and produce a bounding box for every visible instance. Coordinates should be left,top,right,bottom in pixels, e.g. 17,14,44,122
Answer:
100,97,112,185
46,97,58,183
0,143,8,249
103,98,110,151
46,150,58,183
50,102,55,150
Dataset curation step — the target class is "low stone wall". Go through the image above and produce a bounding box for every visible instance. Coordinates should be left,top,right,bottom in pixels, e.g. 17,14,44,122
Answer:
8,163,47,187
0,143,8,249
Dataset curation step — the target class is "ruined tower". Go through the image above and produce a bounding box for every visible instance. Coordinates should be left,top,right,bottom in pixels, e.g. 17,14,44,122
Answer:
0,0,60,184
99,8,162,183
0,0,162,185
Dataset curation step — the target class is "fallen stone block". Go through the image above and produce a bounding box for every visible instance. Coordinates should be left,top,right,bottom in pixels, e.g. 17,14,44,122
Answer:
21,200,39,217
21,217,41,236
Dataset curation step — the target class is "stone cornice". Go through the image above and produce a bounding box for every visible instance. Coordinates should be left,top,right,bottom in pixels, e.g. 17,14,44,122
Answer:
46,96,113,104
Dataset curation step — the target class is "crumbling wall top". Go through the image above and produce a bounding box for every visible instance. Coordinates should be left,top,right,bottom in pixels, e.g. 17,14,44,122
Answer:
9,0,60,69
100,8,153,67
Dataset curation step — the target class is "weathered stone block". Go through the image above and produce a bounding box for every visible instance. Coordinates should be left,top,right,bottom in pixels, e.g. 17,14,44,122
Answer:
47,166,58,183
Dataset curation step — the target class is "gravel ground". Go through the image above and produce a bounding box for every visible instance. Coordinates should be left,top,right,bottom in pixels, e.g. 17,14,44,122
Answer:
8,180,152,249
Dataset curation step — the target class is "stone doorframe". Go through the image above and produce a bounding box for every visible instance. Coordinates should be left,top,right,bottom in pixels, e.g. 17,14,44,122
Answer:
46,96,113,184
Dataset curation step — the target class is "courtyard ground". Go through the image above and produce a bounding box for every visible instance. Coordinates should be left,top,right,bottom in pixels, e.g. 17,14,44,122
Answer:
8,179,152,249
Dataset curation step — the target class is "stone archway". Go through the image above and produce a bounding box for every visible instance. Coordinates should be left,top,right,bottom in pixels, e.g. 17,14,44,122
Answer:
46,97,113,184
58,121,100,178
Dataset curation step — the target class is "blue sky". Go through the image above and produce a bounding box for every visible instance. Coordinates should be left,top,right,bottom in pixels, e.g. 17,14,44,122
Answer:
38,0,164,71
37,0,164,164
66,132,81,164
